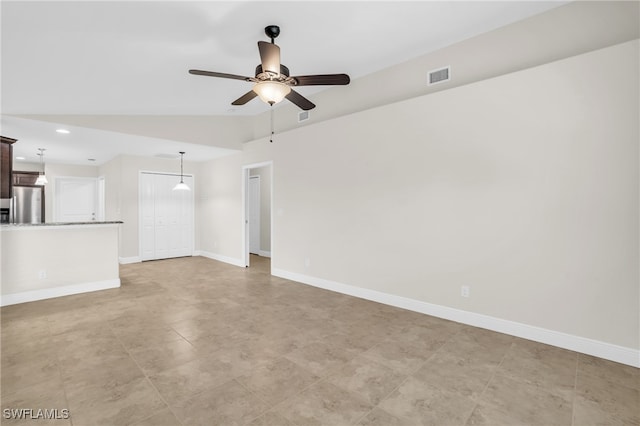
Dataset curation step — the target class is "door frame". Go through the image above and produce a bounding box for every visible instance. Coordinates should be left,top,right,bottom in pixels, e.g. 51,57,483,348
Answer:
242,161,273,268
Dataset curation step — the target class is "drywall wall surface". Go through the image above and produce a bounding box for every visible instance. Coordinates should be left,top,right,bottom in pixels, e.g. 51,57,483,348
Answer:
202,40,639,350
251,1,640,140
99,155,124,252
1,224,119,297
197,153,244,260
99,155,123,224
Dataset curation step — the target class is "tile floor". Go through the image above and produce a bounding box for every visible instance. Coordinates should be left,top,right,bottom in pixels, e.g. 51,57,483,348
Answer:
1,255,638,426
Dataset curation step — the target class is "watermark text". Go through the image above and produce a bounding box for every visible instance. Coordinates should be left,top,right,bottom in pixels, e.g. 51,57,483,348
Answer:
3,408,70,420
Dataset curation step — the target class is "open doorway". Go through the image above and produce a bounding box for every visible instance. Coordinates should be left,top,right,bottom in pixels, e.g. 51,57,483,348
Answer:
242,161,273,268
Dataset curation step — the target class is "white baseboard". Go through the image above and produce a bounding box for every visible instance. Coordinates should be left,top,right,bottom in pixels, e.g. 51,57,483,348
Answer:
271,268,640,368
195,250,245,267
119,256,141,264
258,251,271,258
0,279,121,307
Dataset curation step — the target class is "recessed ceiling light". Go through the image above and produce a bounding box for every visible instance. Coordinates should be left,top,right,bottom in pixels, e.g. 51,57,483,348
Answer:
15,156,25,160
56,129,70,134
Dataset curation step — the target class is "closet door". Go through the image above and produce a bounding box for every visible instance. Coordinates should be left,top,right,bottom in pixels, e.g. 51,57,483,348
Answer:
140,172,193,261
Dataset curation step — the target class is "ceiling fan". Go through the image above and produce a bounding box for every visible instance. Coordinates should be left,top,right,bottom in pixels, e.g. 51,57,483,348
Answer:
189,25,350,111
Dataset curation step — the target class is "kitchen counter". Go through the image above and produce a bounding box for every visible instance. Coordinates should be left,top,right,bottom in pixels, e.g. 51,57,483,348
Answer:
1,221,123,229
1,222,122,306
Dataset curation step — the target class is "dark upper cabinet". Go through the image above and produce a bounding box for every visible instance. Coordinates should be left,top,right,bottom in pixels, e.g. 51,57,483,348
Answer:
1,136,17,198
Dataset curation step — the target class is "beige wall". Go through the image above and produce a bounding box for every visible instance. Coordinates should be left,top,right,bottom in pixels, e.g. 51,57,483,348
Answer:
99,155,123,225
197,154,244,259
1,225,119,298
199,40,639,350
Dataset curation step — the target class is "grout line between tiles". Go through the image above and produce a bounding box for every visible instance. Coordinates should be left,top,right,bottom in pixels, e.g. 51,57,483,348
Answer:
107,321,186,426
351,325,456,425
233,377,278,425
45,314,74,426
571,352,579,426
462,340,513,426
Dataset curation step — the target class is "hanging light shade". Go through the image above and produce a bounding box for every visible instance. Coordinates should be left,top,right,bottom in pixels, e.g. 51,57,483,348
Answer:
172,151,190,191
35,148,48,185
253,81,291,105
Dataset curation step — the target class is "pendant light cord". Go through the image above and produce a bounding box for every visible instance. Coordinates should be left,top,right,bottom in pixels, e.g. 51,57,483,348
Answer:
179,151,185,183
39,148,45,174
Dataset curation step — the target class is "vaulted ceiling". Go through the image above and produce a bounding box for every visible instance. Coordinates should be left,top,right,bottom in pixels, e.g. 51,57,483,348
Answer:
1,1,615,165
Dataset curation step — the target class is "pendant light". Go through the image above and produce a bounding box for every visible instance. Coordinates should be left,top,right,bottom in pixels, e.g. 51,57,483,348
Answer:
172,151,190,191
35,148,48,185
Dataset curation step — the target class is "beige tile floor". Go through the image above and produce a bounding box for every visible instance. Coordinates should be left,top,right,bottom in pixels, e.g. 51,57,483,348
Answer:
1,255,638,426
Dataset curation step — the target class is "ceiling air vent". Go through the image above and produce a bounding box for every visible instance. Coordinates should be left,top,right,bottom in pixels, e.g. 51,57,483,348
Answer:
428,66,451,86
298,110,310,123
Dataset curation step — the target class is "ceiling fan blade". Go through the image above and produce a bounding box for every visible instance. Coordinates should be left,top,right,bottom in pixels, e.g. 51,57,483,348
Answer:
285,89,316,111
189,69,252,81
231,90,258,106
258,41,281,75
292,74,350,86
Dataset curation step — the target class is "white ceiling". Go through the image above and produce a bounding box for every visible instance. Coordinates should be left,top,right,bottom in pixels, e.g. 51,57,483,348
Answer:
1,1,565,164
1,115,238,166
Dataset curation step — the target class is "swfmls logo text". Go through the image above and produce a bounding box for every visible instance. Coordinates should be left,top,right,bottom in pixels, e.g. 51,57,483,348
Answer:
3,408,70,420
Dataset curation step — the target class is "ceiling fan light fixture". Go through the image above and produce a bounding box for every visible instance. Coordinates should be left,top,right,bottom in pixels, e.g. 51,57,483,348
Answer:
253,81,291,105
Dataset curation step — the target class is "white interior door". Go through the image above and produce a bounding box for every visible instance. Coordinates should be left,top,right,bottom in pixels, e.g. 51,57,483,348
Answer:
140,172,194,261
55,177,99,222
249,176,261,255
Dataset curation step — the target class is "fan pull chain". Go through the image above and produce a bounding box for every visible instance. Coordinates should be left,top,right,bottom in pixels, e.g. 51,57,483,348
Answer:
270,104,274,143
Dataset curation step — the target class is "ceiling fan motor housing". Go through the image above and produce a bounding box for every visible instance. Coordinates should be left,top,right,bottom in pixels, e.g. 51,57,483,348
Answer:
256,64,289,80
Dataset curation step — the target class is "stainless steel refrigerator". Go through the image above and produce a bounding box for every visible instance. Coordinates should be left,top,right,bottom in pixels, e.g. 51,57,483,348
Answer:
12,186,44,224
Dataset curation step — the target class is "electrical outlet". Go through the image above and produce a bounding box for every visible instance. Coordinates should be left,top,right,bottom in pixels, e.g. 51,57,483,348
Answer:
461,285,470,298
38,270,47,280
304,258,311,267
